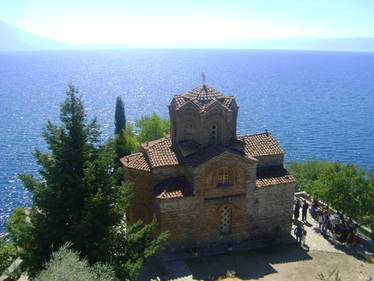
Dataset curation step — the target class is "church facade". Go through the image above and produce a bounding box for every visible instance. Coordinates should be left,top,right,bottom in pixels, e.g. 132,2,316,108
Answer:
121,85,296,247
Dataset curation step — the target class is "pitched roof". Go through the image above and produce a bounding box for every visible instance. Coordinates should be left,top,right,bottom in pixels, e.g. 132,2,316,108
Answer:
239,132,285,157
122,132,285,171
256,167,296,187
171,85,236,112
185,145,257,167
141,135,180,168
120,152,150,172
153,176,193,199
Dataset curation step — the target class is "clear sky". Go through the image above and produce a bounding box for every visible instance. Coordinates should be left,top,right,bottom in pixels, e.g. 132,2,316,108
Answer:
1,0,374,45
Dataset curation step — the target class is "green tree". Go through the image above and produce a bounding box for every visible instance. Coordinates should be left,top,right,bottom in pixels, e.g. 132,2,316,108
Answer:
114,96,126,136
311,162,367,218
114,96,137,165
287,160,374,234
0,235,17,275
287,160,334,192
135,113,170,144
6,84,166,279
35,243,116,281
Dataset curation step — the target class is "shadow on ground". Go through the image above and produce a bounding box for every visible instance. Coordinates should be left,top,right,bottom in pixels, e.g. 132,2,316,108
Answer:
186,242,312,281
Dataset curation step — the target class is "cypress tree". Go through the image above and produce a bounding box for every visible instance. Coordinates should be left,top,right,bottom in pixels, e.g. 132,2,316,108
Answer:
114,96,126,136
6,84,166,279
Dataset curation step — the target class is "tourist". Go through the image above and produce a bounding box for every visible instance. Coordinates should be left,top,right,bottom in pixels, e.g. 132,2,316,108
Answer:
353,224,360,247
346,221,355,248
301,229,307,246
302,199,309,222
331,211,340,240
294,223,304,245
339,210,345,224
318,213,324,232
294,199,301,222
322,211,330,235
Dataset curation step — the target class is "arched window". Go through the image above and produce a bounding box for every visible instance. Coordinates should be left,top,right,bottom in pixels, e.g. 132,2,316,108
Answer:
217,167,233,186
220,205,232,234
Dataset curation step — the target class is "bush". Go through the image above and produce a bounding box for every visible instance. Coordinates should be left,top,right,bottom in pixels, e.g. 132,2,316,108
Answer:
35,243,116,281
0,237,17,275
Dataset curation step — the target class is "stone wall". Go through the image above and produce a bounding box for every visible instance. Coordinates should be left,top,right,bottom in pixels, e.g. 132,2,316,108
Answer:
249,182,295,237
123,168,154,224
169,99,238,146
156,153,257,247
124,152,295,247
255,154,284,168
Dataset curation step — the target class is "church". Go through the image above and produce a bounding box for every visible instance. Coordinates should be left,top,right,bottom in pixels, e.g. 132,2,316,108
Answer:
121,82,296,247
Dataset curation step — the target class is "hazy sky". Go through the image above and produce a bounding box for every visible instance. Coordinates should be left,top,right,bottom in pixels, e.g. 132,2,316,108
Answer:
1,0,374,45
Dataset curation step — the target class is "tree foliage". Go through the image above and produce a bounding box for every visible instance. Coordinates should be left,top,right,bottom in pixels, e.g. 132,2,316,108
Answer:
114,95,132,163
6,84,166,279
287,160,374,236
114,96,126,136
0,236,17,275
135,113,170,144
35,243,116,281
114,124,137,162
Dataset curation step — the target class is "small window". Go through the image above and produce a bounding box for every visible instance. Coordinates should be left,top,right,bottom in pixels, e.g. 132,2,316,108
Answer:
210,124,218,141
220,205,231,234
217,168,231,185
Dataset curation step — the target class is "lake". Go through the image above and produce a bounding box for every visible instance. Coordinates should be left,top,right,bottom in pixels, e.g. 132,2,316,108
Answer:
1,49,374,231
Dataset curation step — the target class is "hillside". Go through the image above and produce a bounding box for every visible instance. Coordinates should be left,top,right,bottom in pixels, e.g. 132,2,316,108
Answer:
0,20,72,51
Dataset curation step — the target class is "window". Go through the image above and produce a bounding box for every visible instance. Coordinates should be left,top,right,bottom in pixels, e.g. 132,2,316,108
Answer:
210,124,217,141
220,205,232,234
217,168,232,186
218,170,229,185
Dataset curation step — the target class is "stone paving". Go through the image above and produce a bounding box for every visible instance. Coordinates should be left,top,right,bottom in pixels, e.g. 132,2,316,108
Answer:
292,214,374,256
138,214,374,281
2,214,372,281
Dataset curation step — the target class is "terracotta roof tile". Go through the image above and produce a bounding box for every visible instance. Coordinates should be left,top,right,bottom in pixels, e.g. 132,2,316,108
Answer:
238,132,285,157
171,85,236,112
153,176,193,199
120,152,150,172
157,190,184,199
256,167,296,187
143,135,180,168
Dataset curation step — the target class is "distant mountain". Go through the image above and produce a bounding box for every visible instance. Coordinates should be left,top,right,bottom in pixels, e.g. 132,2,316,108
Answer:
0,20,72,51
1,20,374,52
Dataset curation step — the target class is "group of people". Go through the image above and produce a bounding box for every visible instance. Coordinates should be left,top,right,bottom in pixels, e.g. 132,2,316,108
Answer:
293,199,309,223
294,198,360,248
318,209,359,248
293,199,309,246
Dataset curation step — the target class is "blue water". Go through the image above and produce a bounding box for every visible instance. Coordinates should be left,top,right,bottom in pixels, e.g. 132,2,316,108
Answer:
1,49,374,232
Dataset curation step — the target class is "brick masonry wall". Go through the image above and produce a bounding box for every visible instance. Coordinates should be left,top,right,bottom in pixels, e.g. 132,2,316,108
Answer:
156,153,258,247
124,152,295,247
250,182,295,236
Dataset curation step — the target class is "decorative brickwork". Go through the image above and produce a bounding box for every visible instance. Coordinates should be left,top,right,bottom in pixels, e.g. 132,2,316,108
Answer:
121,85,296,247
